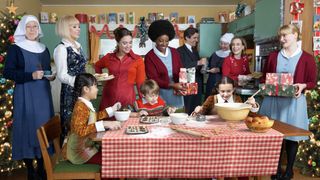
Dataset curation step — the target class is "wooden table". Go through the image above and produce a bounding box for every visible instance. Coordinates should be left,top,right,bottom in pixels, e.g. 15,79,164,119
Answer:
90,118,311,142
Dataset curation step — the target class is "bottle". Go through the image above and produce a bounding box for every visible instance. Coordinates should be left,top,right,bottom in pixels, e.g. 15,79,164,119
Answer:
200,60,208,74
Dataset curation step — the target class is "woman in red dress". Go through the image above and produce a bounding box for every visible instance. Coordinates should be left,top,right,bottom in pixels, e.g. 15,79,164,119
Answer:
95,27,145,110
222,37,251,82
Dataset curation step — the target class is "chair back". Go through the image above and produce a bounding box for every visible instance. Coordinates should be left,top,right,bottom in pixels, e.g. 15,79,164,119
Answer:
37,115,62,179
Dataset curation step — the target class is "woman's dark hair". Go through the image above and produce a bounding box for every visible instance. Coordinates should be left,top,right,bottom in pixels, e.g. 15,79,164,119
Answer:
183,27,198,40
211,76,235,95
114,27,132,43
73,73,97,100
230,36,247,56
148,20,175,42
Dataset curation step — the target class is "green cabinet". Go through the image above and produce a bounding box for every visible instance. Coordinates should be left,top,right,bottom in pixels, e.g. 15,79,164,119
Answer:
227,12,255,37
40,24,89,59
199,23,222,58
254,0,282,42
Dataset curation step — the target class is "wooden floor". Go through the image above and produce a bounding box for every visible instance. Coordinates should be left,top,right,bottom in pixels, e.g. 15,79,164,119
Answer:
0,167,318,180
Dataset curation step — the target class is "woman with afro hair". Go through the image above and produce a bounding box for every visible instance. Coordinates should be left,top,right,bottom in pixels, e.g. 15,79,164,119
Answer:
144,20,185,108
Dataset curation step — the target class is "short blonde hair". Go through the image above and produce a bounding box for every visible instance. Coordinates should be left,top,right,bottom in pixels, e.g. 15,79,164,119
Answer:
278,24,301,41
55,15,79,39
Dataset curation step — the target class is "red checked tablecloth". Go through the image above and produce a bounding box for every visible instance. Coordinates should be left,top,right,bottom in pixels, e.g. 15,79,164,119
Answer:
101,117,283,178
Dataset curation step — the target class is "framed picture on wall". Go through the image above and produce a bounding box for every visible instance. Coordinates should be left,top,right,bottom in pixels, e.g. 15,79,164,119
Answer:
313,37,320,51
187,16,196,24
108,13,117,24
40,12,49,23
128,12,135,24
118,12,126,24
314,15,320,32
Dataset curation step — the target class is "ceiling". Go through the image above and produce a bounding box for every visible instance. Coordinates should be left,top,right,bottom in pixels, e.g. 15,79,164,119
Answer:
40,0,239,6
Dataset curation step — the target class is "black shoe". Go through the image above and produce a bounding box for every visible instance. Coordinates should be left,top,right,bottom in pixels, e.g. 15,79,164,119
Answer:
280,173,293,180
271,173,282,180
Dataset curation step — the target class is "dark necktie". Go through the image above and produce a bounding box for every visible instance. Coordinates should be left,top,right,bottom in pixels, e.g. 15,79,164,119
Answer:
224,100,228,103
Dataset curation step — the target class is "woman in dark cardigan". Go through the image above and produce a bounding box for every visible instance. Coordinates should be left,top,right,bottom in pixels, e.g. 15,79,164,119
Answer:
144,20,185,108
260,24,317,180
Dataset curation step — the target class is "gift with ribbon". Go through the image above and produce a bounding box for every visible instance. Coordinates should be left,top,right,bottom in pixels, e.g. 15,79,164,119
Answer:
174,67,198,96
259,73,295,97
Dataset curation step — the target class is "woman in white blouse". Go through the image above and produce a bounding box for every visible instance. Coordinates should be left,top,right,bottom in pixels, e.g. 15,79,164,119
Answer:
53,15,87,141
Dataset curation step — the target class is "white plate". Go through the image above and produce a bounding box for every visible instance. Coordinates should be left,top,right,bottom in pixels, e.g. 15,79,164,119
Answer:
96,74,115,81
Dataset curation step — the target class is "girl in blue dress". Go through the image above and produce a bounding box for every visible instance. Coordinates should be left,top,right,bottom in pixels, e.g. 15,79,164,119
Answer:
259,25,317,180
4,15,55,180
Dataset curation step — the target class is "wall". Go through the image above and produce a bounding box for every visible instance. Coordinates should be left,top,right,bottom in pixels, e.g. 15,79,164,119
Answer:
284,0,313,54
41,5,236,23
0,0,41,17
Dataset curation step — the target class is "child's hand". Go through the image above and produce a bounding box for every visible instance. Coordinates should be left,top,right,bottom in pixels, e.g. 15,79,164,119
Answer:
139,110,148,116
103,121,121,130
245,97,257,108
191,106,202,116
112,102,121,112
167,107,177,114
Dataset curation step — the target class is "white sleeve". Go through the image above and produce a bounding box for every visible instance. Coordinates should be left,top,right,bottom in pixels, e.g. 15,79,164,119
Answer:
105,107,114,117
250,103,260,113
53,44,76,87
94,121,105,132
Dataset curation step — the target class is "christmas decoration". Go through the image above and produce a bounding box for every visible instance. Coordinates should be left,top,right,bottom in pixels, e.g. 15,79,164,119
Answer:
296,56,320,177
6,1,18,15
0,10,24,174
137,17,148,48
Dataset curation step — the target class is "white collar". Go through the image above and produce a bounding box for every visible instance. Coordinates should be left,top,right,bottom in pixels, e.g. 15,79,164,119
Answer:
215,50,230,58
16,39,46,53
153,46,169,57
62,38,81,49
216,94,234,103
185,43,193,52
78,97,95,112
280,46,302,59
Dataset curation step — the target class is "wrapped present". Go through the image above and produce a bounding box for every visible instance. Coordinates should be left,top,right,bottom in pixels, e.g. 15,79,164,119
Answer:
176,68,198,96
174,83,198,96
259,84,296,97
265,73,293,85
179,68,188,83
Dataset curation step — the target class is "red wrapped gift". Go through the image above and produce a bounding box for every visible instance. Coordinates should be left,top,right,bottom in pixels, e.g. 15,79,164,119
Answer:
174,83,198,96
265,73,293,85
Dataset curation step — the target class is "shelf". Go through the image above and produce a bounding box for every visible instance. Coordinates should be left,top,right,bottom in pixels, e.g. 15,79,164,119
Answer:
90,23,196,31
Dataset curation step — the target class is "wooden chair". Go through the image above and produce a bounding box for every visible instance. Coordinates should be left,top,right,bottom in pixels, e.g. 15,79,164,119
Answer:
37,115,101,180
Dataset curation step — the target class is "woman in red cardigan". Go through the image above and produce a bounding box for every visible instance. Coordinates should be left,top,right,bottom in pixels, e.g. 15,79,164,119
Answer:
222,36,251,82
144,20,185,108
260,25,317,180
95,27,145,110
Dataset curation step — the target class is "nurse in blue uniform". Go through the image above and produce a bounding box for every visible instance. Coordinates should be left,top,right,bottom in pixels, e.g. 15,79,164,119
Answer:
4,15,54,180
259,25,317,180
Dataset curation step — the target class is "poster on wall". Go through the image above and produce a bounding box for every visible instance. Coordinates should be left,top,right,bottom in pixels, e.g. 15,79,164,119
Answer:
314,15,320,31
313,37,320,51
314,0,320,7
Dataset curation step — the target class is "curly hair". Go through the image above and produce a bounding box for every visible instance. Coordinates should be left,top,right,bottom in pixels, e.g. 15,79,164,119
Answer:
148,20,175,42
